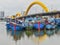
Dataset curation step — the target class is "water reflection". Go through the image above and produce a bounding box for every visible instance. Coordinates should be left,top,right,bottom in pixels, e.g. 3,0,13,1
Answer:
6,30,24,41
55,26,60,35
6,26,60,45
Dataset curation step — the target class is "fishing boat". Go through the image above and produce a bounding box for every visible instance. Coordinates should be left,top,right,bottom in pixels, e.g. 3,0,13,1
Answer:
6,15,25,31
6,16,12,29
6,23,11,29
55,18,60,26
45,16,56,30
6,11,60,31
33,23,45,30
46,24,56,30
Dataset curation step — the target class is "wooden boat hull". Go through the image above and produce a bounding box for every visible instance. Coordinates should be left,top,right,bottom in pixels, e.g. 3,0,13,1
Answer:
55,19,60,26
33,23,45,30
46,24,55,30
11,25,25,31
6,23,11,29
6,23,25,31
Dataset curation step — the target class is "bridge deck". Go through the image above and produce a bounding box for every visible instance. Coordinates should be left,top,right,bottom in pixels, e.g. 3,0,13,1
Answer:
16,11,60,19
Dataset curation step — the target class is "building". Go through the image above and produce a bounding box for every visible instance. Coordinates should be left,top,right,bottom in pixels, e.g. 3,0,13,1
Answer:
0,11,4,20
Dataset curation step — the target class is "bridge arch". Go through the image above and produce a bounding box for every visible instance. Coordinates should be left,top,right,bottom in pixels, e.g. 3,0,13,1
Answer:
24,1,49,15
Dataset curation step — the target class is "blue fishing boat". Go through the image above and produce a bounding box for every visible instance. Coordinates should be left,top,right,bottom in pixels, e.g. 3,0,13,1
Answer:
33,23,45,30
6,23,15,30
11,25,23,31
6,17,11,29
55,18,60,26
6,23,11,29
10,22,25,31
46,24,55,30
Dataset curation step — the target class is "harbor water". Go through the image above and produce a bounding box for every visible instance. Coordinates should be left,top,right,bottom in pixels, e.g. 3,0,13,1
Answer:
0,22,60,45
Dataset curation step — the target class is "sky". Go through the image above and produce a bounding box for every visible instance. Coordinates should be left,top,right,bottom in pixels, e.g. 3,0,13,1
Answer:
0,0,60,16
